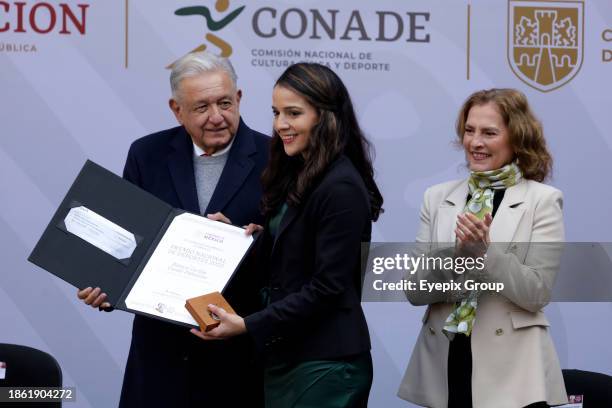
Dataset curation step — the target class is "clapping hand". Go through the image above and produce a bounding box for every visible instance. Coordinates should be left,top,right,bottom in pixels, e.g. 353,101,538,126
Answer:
455,212,492,258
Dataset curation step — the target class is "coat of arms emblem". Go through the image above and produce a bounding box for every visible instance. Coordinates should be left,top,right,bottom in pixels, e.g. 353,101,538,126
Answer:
508,1,584,92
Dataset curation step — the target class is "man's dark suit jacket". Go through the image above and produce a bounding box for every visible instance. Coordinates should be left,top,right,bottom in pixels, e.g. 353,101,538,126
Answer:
244,155,372,365
118,119,269,407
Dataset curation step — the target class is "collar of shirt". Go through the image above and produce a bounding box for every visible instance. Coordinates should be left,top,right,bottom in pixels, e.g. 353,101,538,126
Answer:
192,135,236,158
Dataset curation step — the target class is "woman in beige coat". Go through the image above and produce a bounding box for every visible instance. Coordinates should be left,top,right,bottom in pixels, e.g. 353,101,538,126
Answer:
398,89,567,408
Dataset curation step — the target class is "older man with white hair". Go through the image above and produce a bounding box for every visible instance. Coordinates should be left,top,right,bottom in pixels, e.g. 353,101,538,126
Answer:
78,51,269,407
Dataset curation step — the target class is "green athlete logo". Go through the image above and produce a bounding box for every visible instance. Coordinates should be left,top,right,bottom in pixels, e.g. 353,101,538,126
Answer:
169,0,245,67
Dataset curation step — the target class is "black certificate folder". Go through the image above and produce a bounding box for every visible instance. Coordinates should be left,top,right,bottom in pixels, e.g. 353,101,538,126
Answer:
28,160,175,307
28,160,253,327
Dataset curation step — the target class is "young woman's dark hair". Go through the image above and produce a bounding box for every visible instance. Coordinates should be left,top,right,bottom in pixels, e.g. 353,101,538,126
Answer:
261,62,383,221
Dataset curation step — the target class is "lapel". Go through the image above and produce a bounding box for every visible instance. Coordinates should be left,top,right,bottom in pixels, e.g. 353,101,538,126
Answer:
489,180,528,243
270,155,347,253
268,155,347,254
436,179,528,244
206,119,256,214
272,204,299,254
437,180,468,242
167,127,200,213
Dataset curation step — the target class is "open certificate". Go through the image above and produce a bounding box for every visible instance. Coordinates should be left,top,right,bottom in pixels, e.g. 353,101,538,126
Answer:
125,213,252,325
29,160,258,327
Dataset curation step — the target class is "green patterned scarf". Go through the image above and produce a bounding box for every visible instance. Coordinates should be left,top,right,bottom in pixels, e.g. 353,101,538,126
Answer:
442,162,522,340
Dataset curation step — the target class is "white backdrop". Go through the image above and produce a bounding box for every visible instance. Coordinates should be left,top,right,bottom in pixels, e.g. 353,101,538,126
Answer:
1,1,611,407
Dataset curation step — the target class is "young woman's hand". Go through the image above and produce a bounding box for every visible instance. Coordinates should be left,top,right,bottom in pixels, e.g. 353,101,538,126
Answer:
190,304,246,340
